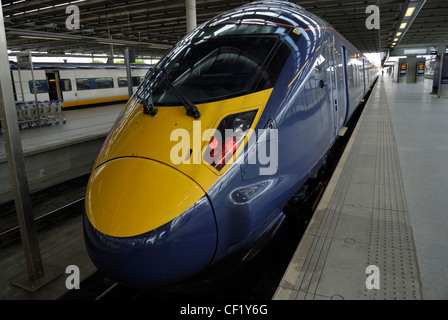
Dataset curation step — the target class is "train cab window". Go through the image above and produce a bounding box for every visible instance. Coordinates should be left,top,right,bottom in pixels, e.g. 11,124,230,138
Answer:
256,41,293,92
29,80,48,94
147,33,287,106
118,77,142,87
95,77,114,89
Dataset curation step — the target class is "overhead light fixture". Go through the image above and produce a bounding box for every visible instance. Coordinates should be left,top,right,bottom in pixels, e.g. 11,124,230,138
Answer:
20,35,61,41
148,45,171,50
391,0,426,50
405,7,416,17
98,42,125,46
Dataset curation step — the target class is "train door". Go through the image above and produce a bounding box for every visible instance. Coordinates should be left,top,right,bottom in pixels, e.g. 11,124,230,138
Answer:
332,46,347,133
340,46,349,128
328,37,339,139
362,59,366,94
46,71,62,101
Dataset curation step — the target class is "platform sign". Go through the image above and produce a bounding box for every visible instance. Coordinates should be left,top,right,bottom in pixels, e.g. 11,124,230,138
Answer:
17,51,33,68
400,63,407,77
16,51,35,102
16,51,42,124
418,63,425,75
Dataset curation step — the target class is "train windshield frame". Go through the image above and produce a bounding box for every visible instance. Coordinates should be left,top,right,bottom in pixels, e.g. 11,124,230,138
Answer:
137,24,294,107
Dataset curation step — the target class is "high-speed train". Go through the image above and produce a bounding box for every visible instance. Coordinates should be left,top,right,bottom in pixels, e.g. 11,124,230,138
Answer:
84,1,378,287
10,63,151,109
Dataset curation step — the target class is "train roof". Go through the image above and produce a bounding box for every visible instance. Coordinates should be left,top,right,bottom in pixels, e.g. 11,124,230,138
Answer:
193,0,369,58
203,0,330,34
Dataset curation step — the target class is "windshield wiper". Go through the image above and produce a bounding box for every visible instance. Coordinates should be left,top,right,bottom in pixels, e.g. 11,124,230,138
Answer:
138,68,201,120
162,76,201,120
141,89,158,117
137,72,158,117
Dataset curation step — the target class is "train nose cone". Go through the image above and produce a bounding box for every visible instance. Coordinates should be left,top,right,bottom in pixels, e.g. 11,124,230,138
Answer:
83,157,217,287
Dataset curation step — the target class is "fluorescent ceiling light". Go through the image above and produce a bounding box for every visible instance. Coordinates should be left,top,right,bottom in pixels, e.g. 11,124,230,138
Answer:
20,35,61,40
405,7,416,17
98,42,125,46
396,32,402,37
148,45,170,50
399,23,407,29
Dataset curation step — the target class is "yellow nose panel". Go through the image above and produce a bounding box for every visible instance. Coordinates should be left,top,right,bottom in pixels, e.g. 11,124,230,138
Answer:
85,157,205,238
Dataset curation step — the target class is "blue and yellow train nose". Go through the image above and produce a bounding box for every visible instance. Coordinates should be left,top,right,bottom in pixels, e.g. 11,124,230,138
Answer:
83,157,217,287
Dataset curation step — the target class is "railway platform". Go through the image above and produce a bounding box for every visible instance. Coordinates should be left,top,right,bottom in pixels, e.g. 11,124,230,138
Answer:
274,76,448,300
0,103,124,205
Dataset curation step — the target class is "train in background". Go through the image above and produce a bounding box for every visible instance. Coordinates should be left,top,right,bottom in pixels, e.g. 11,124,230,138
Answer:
84,1,378,287
9,62,152,109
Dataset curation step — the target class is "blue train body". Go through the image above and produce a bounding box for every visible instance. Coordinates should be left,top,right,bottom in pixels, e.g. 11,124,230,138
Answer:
84,1,377,287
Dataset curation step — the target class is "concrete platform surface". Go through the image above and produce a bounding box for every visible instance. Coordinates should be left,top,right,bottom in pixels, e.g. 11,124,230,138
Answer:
274,76,448,300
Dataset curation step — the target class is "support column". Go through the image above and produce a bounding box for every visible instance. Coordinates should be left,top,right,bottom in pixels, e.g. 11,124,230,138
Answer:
186,0,197,33
0,2,61,292
0,0,44,284
432,42,447,95
124,47,134,99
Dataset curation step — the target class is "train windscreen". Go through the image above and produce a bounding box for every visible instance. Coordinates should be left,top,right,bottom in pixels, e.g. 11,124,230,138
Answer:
142,27,293,106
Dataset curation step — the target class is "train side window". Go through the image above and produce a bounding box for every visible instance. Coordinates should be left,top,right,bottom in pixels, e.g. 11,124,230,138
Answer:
257,41,293,91
29,80,48,94
134,77,142,86
118,77,142,87
76,78,91,91
348,65,354,87
60,79,72,91
95,77,114,89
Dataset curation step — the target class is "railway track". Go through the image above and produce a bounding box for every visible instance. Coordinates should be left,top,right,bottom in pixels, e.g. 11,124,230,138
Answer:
0,175,88,248
0,198,85,247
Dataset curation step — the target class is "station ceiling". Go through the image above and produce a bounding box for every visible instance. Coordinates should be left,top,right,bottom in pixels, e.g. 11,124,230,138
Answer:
2,0,448,60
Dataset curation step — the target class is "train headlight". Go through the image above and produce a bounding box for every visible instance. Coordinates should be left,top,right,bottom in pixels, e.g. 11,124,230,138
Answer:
204,110,257,171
